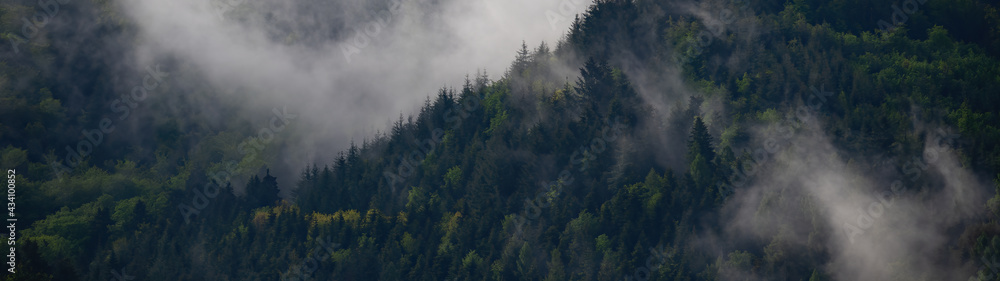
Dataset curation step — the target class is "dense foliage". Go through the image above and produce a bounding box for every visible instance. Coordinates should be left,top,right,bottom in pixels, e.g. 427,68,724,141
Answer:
2,0,999,280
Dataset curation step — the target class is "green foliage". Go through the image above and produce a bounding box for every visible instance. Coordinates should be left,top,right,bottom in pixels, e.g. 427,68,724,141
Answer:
0,145,26,169
7,0,1000,280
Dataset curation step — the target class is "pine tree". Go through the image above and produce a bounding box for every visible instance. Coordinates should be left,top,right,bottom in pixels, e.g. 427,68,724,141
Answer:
517,242,534,278
244,170,280,208
126,200,147,232
509,41,531,77
687,117,718,208
687,116,715,165
16,240,55,281
133,200,147,222
54,258,79,281
543,249,566,281
533,41,550,62
90,207,112,247
260,169,280,206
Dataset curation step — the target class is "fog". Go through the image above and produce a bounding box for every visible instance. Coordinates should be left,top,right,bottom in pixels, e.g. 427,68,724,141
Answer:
702,115,987,280
109,1,994,277
113,0,590,187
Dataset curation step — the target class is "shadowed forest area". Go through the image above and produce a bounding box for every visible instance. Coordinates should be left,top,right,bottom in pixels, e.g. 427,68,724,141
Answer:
2,0,1000,280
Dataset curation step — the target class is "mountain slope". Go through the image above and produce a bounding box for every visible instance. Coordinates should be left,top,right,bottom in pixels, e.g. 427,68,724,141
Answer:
2,0,1000,280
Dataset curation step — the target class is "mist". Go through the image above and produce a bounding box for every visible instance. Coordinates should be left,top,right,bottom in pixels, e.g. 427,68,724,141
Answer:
112,0,591,187
703,115,989,280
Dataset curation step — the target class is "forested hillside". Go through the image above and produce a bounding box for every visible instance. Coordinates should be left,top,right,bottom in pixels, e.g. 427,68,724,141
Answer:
2,0,1000,280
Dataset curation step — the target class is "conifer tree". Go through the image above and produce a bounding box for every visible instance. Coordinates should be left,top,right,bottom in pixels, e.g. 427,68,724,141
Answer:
687,116,715,166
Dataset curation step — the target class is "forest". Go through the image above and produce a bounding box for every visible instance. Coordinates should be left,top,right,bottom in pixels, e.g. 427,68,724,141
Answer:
1,0,1000,280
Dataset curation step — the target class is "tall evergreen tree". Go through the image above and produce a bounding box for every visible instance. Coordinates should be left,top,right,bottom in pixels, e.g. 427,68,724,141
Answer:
687,116,718,208
89,208,112,248
244,170,280,208
687,116,715,165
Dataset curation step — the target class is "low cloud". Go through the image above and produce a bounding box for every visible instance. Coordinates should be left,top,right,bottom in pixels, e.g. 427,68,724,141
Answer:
110,0,590,185
708,116,987,280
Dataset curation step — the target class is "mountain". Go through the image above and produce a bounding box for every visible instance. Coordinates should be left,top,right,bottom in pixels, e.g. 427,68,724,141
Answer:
2,0,1000,280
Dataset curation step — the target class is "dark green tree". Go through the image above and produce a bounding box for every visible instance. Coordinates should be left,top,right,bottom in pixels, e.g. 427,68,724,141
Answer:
244,170,280,208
